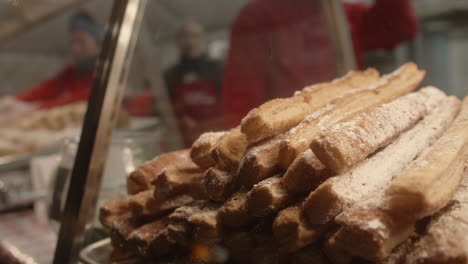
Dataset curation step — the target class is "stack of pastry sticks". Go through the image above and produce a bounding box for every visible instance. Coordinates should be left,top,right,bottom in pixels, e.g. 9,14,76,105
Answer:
100,62,468,264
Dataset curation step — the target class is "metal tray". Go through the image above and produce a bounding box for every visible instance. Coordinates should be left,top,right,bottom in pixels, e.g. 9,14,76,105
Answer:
79,238,112,264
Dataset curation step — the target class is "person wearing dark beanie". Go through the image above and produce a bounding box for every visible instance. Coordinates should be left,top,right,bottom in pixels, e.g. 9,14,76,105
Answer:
13,11,103,109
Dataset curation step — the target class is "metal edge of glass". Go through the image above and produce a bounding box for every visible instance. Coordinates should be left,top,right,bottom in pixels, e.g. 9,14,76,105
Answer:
52,0,147,263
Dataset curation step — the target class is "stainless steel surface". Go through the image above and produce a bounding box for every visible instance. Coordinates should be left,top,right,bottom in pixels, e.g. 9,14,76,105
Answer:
53,0,147,263
0,147,58,173
320,0,356,75
79,238,141,264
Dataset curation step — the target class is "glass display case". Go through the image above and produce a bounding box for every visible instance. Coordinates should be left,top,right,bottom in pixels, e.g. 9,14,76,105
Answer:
0,0,466,263
52,0,357,262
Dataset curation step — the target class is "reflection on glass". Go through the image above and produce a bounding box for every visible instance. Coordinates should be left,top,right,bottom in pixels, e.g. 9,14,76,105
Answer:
125,0,420,148
47,132,162,233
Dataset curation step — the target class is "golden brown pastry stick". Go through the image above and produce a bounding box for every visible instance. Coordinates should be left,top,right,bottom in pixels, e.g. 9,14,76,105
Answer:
334,171,468,263
241,69,380,144
403,180,468,264
126,217,174,257
211,126,248,172
273,205,323,253
298,68,379,104
386,97,468,216
217,190,252,227
166,203,199,247
234,64,421,188
279,63,425,169
240,96,311,144
128,190,194,218
190,131,226,168
311,87,445,175
152,167,205,200
237,134,284,188
203,167,237,202
126,149,196,195
282,149,334,195
188,204,223,244
99,199,130,229
303,96,459,225
109,215,146,249
168,200,209,222
127,190,154,215
246,176,293,217
330,98,468,261
333,206,415,262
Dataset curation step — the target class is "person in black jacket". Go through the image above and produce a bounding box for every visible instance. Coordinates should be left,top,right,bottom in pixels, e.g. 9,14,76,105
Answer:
164,21,223,146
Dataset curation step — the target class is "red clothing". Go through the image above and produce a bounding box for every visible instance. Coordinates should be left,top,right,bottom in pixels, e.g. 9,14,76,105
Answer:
171,79,220,121
16,64,93,109
222,0,418,126
127,91,155,117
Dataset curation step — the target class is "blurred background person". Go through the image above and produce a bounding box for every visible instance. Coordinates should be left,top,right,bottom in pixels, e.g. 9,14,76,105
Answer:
164,21,223,146
0,11,103,126
222,0,418,127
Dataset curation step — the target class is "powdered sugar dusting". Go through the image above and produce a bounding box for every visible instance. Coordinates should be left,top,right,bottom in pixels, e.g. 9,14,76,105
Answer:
245,134,284,157
367,218,385,230
404,170,468,262
329,96,458,208
320,87,447,169
365,218,388,238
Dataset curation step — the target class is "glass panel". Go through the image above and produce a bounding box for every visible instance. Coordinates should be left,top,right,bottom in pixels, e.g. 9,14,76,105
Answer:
1,0,468,263
126,0,345,148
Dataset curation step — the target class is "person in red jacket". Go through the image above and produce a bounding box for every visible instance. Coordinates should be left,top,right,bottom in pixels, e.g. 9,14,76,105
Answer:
222,0,418,127
14,11,103,109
